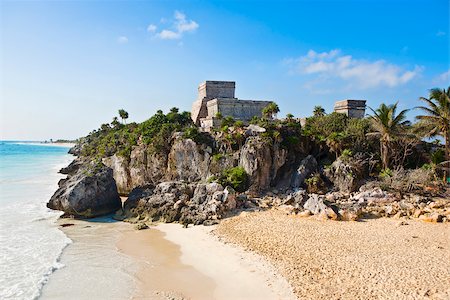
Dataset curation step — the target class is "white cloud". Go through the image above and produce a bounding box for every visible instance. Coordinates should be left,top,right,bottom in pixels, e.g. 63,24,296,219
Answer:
147,24,157,32
433,69,450,84
285,49,423,89
436,30,446,37
157,29,181,40
117,36,128,44
152,10,199,40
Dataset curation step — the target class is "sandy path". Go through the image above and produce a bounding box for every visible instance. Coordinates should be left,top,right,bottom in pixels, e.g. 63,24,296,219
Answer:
215,210,450,300
118,223,295,300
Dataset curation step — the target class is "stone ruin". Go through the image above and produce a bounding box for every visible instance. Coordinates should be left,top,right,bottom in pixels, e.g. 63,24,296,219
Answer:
334,99,366,118
191,81,367,131
191,81,272,131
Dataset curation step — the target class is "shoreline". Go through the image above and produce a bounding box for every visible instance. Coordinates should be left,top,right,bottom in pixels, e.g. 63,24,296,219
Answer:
42,217,295,300
117,222,296,300
13,141,76,148
40,210,450,300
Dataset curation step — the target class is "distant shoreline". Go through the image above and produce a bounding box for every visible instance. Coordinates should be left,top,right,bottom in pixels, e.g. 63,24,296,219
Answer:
4,141,76,148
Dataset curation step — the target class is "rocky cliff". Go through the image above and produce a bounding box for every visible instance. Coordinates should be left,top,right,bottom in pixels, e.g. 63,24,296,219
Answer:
48,122,449,224
102,134,311,195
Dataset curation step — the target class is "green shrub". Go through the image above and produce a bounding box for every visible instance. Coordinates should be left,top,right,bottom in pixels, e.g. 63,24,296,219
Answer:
305,173,326,194
379,168,393,179
217,167,249,192
212,153,225,162
340,149,353,160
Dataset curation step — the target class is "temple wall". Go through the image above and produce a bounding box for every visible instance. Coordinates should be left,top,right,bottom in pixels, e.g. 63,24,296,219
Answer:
207,98,271,121
198,81,235,100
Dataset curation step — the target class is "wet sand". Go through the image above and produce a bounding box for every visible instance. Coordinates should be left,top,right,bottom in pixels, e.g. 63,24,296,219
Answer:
215,210,450,300
118,223,295,300
44,217,294,300
41,218,137,300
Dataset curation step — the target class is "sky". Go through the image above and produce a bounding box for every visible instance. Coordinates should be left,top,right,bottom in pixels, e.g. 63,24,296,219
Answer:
0,0,449,141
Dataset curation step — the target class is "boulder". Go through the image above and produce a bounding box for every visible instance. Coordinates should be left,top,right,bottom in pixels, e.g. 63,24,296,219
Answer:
303,194,328,215
123,181,240,226
290,155,318,188
303,194,339,220
324,157,365,193
47,159,122,218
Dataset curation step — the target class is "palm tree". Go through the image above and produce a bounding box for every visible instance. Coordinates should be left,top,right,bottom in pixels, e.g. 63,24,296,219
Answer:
326,132,347,159
118,109,129,124
313,106,325,117
262,102,280,119
367,102,411,170
416,87,450,179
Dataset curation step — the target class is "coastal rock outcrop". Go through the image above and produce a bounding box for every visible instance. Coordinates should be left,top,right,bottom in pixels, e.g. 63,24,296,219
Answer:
122,182,240,226
47,159,121,218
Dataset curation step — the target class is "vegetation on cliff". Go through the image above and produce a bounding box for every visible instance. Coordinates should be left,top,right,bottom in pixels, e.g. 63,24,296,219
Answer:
77,86,449,194
52,86,449,222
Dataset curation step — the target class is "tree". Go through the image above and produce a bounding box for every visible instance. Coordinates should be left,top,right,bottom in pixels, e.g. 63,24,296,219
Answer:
313,106,326,117
416,87,450,179
286,113,294,121
118,109,129,124
326,132,347,159
111,117,120,128
367,102,411,170
262,102,280,119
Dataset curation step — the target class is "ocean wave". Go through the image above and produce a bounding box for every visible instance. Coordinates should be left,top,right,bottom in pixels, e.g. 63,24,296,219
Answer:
33,238,72,300
0,145,74,300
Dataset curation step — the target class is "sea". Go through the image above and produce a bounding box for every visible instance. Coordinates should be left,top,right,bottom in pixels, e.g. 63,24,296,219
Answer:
0,141,73,300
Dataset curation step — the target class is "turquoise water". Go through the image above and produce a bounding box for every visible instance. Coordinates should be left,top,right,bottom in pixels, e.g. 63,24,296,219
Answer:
0,141,73,300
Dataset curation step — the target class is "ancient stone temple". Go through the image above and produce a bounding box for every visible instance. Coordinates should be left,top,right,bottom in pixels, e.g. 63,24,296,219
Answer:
334,99,366,118
191,81,272,131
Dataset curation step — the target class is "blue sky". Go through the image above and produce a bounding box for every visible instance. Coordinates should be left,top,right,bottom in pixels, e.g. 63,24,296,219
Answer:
1,0,448,140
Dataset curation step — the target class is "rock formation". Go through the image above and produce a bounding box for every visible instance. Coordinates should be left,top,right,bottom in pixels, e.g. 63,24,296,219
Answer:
47,159,121,218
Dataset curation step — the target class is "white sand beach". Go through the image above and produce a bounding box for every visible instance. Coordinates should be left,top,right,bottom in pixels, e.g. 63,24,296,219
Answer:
216,210,450,300
42,218,295,300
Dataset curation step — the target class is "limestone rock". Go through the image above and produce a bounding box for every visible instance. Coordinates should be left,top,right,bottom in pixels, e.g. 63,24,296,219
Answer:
167,137,210,182
291,155,318,188
68,143,82,156
239,136,287,191
303,194,340,220
324,157,365,193
47,159,122,218
245,124,266,135
303,194,328,215
419,213,444,223
103,154,131,195
123,181,240,226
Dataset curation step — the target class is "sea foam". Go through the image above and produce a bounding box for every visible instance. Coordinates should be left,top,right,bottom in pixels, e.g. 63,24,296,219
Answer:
0,142,73,300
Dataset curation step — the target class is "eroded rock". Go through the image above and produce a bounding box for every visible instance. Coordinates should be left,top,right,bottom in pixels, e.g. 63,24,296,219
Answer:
47,159,121,218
